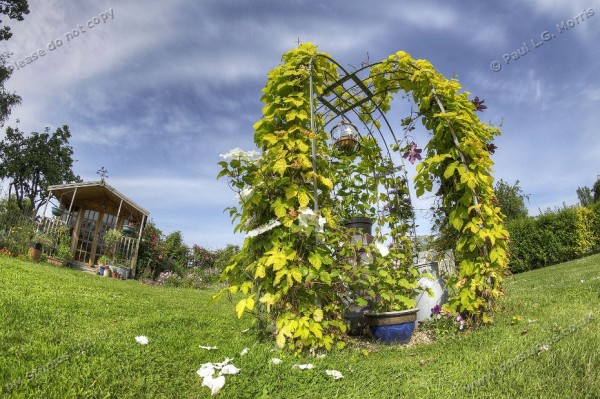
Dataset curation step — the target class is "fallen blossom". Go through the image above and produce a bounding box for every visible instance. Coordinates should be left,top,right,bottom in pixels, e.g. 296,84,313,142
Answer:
213,358,233,369
240,347,250,356
271,358,282,365
199,345,218,350
241,328,250,333
197,358,239,396
135,336,148,345
197,363,216,378
326,370,344,380
219,364,241,375
202,375,225,396
538,344,550,354
292,364,314,370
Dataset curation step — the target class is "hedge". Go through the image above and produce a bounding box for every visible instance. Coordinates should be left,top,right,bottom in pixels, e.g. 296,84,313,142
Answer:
506,205,595,273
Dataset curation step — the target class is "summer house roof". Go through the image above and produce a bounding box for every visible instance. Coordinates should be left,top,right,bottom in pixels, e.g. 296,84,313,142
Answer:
47,180,149,223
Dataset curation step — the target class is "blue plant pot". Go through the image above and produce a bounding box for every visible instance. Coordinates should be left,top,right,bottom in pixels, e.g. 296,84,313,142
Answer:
365,309,419,344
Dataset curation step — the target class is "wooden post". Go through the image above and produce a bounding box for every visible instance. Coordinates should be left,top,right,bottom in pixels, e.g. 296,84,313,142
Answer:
131,214,146,278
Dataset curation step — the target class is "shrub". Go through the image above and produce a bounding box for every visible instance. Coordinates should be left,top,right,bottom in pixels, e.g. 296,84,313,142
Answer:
507,205,595,273
589,201,600,250
213,244,239,271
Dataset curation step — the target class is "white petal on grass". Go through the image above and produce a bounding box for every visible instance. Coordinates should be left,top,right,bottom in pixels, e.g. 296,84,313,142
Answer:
213,358,233,369
292,363,314,370
241,328,250,333
202,374,226,396
240,347,250,356
197,363,216,378
326,369,344,380
135,336,148,345
375,242,389,257
219,364,241,375
538,344,550,354
199,345,218,350
271,358,282,365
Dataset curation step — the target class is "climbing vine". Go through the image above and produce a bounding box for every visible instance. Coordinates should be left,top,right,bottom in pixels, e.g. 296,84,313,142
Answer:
368,52,509,324
217,43,509,352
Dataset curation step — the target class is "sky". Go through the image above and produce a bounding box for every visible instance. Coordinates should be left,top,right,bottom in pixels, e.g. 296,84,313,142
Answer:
1,0,599,249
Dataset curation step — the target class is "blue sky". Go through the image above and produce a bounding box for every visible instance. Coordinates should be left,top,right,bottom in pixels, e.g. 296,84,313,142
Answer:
1,0,599,248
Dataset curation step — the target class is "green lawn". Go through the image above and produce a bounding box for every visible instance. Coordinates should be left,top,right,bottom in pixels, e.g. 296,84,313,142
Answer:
1,255,599,398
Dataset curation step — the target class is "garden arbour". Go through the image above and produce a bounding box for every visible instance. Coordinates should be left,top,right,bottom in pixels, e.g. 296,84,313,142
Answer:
217,43,509,352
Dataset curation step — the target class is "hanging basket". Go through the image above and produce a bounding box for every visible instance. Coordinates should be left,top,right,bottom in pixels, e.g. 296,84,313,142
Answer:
335,135,361,153
122,225,136,235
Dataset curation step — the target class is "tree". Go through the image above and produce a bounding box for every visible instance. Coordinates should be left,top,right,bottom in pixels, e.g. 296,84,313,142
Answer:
577,186,593,207
163,231,189,273
592,177,600,204
494,179,528,221
0,125,81,213
0,0,29,125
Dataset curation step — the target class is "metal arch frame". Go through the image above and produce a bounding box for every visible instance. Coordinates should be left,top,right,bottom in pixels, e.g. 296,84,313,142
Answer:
308,54,419,242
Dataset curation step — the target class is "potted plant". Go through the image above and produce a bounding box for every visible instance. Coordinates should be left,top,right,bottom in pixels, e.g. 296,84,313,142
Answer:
116,264,130,279
103,227,122,261
49,238,72,266
28,232,53,262
97,255,111,276
46,226,72,266
360,238,428,344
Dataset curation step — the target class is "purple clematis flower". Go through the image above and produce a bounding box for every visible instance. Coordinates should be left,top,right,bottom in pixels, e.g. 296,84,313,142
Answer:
402,142,422,164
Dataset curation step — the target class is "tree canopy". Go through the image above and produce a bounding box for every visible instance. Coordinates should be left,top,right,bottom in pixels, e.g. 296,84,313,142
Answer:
0,125,81,213
494,179,528,221
0,0,29,125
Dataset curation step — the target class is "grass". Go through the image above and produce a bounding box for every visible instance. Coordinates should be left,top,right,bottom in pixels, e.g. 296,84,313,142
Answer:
1,255,599,398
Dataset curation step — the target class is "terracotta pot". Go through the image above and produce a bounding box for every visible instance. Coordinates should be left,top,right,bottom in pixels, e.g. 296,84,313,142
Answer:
28,247,42,262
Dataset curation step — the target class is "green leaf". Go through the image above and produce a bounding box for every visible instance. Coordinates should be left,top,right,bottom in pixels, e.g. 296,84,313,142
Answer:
308,252,322,270
285,186,298,200
255,265,266,279
272,198,287,218
298,191,310,208
443,161,460,179
313,308,323,322
273,158,288,176
236,299,247,318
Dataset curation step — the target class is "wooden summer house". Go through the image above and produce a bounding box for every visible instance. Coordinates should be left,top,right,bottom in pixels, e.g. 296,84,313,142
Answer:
43,180,149,273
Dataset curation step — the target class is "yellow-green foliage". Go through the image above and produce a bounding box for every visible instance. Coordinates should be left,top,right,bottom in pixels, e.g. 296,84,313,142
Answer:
575,206,594,256
507,206,595,272
217,44,508,351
